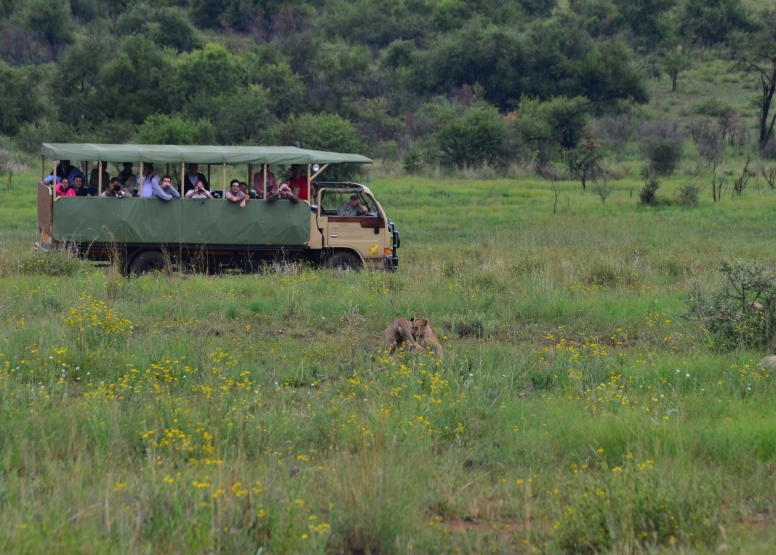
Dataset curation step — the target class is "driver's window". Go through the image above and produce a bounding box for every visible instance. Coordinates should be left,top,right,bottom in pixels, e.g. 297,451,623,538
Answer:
321,191,377,216
321,191,345,215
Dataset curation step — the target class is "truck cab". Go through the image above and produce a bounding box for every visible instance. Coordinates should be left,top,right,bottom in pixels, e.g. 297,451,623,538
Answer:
315,183,399,271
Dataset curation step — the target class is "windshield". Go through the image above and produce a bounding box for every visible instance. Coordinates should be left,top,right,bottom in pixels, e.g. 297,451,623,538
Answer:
320,190,378,216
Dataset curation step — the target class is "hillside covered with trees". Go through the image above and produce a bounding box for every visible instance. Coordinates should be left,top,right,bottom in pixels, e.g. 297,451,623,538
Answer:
0,0,773,175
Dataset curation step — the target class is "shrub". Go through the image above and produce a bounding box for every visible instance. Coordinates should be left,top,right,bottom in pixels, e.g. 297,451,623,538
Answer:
402,150,424,174
637,175,661,206
640,121,684,176
685,260,776,351
675,183,701,207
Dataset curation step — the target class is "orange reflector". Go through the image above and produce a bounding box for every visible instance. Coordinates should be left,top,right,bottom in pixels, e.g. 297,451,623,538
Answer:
384,248,392,255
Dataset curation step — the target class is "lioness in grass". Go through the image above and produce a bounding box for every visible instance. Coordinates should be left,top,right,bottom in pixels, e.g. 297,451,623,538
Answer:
385,317,417,353
411,317,443,358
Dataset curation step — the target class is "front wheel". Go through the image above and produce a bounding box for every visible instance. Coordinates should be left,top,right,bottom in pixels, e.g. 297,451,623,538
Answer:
325,251,362,271
129,251,168,275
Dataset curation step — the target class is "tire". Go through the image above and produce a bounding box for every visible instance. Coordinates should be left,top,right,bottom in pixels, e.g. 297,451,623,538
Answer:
325,251,363,271
129,251,167,275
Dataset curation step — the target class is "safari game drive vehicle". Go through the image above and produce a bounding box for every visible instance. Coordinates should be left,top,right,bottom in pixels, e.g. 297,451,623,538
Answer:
36,144,400,273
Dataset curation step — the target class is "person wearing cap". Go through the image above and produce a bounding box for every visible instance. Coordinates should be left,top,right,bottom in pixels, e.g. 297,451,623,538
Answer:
267,183,300,204
337,194,368,216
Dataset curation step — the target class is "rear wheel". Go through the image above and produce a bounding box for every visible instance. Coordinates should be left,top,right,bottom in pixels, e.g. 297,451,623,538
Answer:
325,251,362,271
129,251,167,275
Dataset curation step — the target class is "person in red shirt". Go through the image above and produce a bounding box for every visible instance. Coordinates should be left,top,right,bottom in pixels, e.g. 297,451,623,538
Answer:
288,164,308,201
253,164,278,198
55,177,76,197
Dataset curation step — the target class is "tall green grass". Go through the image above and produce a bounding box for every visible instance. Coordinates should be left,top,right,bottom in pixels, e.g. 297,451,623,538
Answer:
1,173,775,553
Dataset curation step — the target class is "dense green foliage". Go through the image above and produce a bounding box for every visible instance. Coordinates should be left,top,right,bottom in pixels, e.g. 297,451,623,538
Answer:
2,0,756,165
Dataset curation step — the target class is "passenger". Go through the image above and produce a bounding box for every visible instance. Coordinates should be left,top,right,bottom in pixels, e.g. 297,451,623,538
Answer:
44,159,86,186
154,175,181,201
253,164,277,199
117,163,137,195
337,194,368,216
239,181,257,199
267,183,300,204
185,180,214,199
288,164,308,201
72,175,96,197
89,164,109,190
138,164,159,198
102,177,130,198
183,163,209,193
55,177,76,197
225,179,248,208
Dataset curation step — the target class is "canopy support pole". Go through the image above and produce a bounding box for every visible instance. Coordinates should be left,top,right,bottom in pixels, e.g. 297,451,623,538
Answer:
309,163,329,182
222,163,226,197
98,161,103,196
307,164,311,203
139,161,143,196
180,162,185,196
40,156,44,180
248,164,251,193
53,159,58,199
207,164,211,186
264,164,267,200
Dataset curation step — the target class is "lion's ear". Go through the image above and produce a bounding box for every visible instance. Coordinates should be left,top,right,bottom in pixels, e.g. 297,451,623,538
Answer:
410,316,416,323
420,319,428,326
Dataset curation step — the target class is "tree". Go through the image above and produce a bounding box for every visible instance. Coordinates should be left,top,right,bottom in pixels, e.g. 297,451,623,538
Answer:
22,0,74,60
216,86,276,144
54,36,109,124
0,61,45,135
663,47,691,92
279,114,365,180
435,103,508,168
134,114,216,145
679,0,753,46
734,13,776,148
612,0,676,45
568,135,604,189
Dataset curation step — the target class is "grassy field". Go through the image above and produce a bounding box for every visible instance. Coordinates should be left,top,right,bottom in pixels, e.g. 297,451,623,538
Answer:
1,171,776,554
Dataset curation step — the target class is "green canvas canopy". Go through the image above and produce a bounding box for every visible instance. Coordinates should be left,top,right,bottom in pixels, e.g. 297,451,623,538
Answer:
40,144,372,166
52,198,311,246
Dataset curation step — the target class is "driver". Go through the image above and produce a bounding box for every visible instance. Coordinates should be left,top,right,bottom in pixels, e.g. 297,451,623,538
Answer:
337,194,368,216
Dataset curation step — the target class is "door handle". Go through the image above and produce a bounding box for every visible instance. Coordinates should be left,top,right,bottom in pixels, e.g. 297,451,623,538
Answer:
330,234,338,238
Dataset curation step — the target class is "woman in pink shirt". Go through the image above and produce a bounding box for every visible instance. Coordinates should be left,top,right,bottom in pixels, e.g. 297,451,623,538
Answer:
253,164,278,199
55,178,76,197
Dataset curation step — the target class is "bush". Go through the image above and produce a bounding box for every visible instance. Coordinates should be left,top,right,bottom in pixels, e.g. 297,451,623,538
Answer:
685,260,776,351
402,150,423,174
640,121,684,176
637,175,661,206
675,183,701,207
